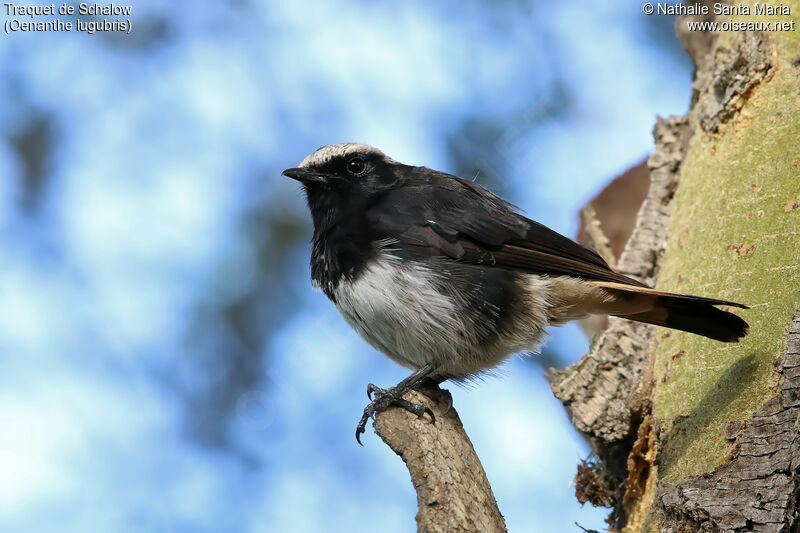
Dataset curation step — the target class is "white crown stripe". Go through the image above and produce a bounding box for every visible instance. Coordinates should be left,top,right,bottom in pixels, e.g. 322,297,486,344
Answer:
299,143,389,168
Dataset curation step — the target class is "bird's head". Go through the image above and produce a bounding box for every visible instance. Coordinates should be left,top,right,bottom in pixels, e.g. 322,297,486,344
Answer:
283,143,403,196
283,143,409,232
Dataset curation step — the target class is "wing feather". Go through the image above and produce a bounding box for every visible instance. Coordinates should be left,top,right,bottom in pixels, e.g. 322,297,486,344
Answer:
367,174,646,287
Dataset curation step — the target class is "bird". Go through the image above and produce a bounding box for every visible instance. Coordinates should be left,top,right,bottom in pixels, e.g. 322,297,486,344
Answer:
283,143,749,444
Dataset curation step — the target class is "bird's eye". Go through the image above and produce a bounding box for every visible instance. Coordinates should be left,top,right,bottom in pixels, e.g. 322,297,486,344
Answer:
346,157,366,176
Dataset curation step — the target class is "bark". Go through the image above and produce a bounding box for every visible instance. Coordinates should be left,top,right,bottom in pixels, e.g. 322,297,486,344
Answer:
554,3,800,531
373,391,507,533
576,161,650,263
658,309,800,531
550,114,690,524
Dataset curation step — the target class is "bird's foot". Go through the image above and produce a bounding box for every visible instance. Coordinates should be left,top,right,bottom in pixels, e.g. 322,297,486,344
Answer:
355,383,435,445
413,377,453,414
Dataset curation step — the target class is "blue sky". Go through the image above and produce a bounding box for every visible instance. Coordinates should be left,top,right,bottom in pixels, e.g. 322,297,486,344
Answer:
0,2,690,531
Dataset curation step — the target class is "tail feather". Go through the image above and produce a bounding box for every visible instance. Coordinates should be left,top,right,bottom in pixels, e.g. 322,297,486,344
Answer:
587,280,750,342
587,280,748,309
616,295,750,343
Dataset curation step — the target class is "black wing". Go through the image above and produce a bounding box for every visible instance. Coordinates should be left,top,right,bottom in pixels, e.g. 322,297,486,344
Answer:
367,171,647,287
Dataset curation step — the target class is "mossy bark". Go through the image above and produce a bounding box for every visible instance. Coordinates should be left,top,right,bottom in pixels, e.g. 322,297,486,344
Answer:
627,6,800,532
555,6,800,531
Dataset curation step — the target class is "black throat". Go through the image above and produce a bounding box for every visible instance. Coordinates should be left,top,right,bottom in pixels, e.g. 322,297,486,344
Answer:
305,182,377,299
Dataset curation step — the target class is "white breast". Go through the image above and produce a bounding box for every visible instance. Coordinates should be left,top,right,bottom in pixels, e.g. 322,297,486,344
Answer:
333,254,468,371
333,252,559,378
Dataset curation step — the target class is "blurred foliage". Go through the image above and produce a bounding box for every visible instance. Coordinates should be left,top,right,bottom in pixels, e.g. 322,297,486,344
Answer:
172,183,309,448
10,111,56,214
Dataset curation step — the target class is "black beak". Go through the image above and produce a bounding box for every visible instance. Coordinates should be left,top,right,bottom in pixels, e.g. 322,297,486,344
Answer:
282,167,328,183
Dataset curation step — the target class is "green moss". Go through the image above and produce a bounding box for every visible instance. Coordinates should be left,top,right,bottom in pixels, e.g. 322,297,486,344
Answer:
652,21,800,484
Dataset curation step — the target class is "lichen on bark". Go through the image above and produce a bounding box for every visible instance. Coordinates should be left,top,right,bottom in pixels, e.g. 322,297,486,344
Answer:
630,7,800,531
557,6,800,530
653,23,800,486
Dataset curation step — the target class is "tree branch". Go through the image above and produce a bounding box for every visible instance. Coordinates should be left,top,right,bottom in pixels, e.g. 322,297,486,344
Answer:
373,391,507,533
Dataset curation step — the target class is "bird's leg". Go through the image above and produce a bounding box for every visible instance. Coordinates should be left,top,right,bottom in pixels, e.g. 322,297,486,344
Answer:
413,375,453,414
356,362,439,445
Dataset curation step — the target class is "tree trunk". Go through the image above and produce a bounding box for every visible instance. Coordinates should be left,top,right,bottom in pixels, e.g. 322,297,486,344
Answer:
554,4,800,531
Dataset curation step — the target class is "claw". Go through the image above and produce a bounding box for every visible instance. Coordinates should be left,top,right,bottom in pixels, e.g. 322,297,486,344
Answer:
366,383,380,400
438,389,454,414
394,397,436,424
356,412,370,446
354,363,440,445
354,386,435,444
413,378,452,414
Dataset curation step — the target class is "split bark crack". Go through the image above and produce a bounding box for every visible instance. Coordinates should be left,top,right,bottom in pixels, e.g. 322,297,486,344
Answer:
547,114,692,524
